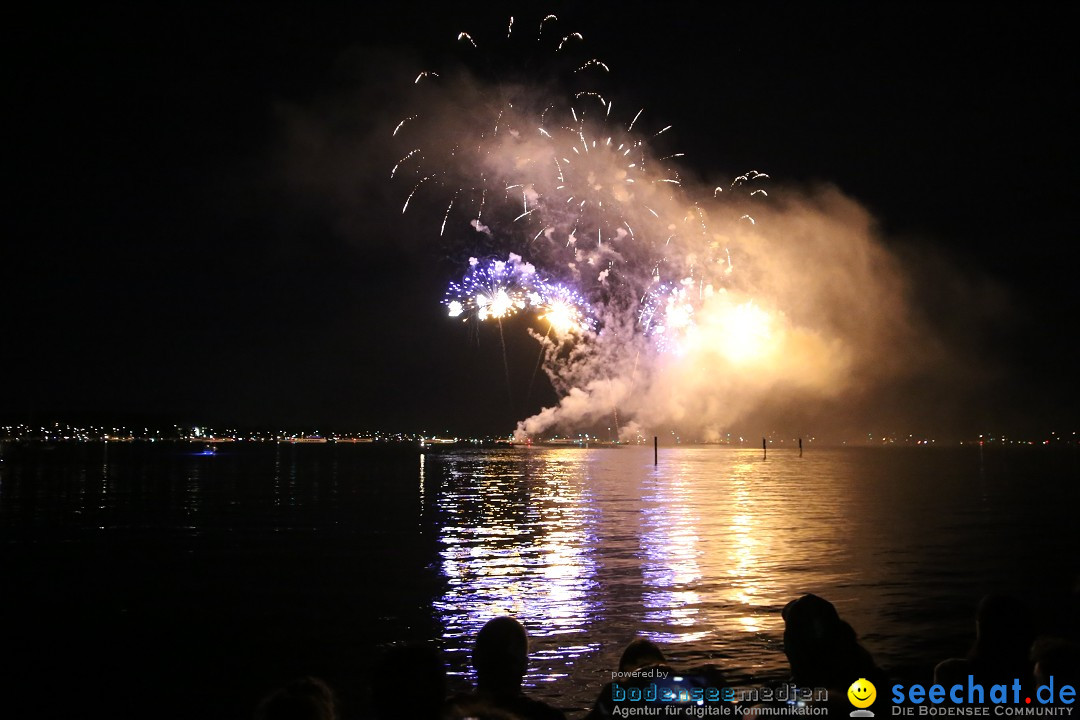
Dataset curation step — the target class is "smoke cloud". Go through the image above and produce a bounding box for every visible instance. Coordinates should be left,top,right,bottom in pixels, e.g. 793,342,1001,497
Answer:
513,186,936,441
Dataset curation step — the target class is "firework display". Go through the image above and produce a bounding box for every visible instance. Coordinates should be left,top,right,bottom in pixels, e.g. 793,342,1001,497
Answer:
391,13,895,440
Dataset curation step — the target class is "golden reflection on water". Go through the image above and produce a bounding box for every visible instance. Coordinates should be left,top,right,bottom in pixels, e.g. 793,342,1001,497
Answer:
640,467,706,641
728,459,766,633
433,451,601,680
431,447,879,691
418,453,425,523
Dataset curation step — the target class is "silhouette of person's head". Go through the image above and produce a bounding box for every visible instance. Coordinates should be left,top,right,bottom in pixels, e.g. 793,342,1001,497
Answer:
371,643,447,719
475,617,530,696
782,594,879,690
444,702,521,720
933,657,971,687
935,594,1037,693
973,594,1033,659
255,676,337,720
618,639,666,673
965,594,1036,686
1031,637,1080,689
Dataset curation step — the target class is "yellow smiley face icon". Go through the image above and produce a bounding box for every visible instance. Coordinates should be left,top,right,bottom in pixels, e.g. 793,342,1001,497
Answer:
848,678,876,708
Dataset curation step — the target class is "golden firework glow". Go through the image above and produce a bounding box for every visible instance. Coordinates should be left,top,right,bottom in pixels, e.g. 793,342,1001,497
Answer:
476,288,525,321
541,299,587,335
718,301,772,364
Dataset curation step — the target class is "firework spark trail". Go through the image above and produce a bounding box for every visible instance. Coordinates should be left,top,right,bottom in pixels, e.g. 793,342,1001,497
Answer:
393,13,921,441
392,14,710,281
525,326,553,406
497,318,513,407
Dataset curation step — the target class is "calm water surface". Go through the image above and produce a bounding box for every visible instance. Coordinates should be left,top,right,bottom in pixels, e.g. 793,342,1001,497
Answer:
1,443,1077,718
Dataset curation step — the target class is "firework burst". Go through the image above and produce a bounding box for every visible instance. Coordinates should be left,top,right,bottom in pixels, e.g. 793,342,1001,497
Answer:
444,254,596,335
444,255,537,323
531,280,596,336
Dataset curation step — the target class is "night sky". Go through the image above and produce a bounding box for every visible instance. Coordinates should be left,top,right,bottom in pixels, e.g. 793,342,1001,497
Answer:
7,2,1076,437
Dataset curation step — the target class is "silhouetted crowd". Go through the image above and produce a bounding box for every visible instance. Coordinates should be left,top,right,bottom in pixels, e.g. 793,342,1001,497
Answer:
254,592,1080,720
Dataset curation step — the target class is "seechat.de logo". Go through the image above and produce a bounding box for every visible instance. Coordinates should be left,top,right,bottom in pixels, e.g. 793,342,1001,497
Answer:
891,675,1076,716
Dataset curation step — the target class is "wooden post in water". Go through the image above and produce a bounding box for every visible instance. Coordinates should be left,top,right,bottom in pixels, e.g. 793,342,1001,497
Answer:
654,436,658,465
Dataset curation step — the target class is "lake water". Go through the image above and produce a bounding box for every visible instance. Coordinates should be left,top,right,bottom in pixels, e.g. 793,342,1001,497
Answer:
1,442,1077,718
